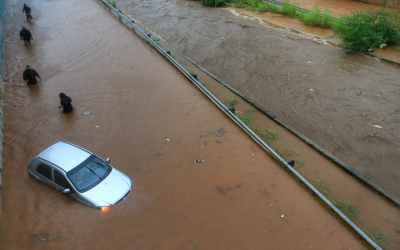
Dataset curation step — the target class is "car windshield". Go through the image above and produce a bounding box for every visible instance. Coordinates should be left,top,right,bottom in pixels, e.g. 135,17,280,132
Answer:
67,155,111,192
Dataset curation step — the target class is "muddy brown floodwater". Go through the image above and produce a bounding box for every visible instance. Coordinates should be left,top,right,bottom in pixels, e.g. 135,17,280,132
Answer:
118,0,400,202
0,0,367,249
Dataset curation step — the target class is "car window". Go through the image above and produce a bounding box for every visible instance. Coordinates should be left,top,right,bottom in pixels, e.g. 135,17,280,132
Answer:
37,164,52,179
54,169,70,188
67,155,111,192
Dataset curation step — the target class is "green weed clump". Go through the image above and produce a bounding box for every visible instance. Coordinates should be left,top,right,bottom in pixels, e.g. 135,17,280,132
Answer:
254,128,279,144
279,2,297,17
334,11,400,52
238,113,252,126
108,0,117,8
230,0,271,12
202,0,230,7
334,200,359,221
300,7,335,28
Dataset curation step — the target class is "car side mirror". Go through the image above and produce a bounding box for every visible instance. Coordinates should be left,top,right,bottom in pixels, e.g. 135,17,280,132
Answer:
105,157,111,164
62,188,71,194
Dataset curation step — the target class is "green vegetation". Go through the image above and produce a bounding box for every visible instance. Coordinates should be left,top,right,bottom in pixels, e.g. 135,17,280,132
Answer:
299,7,334,28
334,200,359,221
310,180,361,222
230,0,283,14
334,11,400,52
369,230,386,246
197,0,400,53
238,113,252,126
254,128,279,144
227,98,239,109
228,0,337,29
311,180,331,196
202,0,229,7
280,2,297,17
107,0,117,8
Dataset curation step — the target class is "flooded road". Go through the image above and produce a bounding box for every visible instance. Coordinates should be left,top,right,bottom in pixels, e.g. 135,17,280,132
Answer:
118,0,400,201
0,0,366,249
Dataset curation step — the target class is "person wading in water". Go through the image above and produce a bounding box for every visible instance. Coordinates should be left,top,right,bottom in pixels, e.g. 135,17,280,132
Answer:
59,93,74,113
19,26,33,46
22,65,41,85
22,3,33,23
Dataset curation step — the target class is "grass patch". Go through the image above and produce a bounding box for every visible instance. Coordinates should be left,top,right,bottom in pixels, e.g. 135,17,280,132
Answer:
311,180,331,196
280,2,298,17
334,10,400,52
254,128,279,144
369,230,386,246
227,98,239,109
202,0,230,7
334,200,359,221
230,0,276,12
238,113,252,126
299,7,335,28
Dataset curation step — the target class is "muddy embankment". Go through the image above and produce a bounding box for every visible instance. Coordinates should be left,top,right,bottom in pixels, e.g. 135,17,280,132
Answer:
118,0,400,201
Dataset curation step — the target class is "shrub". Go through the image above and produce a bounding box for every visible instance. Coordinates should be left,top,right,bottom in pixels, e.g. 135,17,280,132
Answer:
279,2,297,17
202,0,229,7
230,0,280,12
334,11,400,52
300,8,335,28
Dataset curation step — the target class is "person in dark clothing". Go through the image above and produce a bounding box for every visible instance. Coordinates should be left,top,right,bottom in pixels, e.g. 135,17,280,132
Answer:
22,65,41,85
22,4,32,22
59,93,73,113
22,4,31,15
19,27,33,46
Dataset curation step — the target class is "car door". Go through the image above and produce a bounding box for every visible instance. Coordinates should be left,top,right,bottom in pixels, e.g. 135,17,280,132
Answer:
53,168,72,192
35,162,54,186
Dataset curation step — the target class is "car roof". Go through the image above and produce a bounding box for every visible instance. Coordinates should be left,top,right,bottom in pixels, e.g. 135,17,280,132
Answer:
38,141,91,172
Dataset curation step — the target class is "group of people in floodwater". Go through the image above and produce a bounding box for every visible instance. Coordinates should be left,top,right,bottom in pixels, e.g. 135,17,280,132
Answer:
20,4,73,114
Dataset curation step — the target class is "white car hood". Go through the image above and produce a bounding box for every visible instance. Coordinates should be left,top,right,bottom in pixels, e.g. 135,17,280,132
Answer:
81,168,131,207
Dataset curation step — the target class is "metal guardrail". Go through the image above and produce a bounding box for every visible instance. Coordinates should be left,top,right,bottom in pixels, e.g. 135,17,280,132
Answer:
97,1,383,249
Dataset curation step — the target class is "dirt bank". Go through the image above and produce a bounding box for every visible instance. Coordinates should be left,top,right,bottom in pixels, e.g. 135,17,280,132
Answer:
118,0,400,202
0,0,366,249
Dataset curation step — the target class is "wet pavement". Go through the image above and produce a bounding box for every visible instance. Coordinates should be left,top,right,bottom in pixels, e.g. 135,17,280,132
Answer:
118,0,400,201
0,0,366,249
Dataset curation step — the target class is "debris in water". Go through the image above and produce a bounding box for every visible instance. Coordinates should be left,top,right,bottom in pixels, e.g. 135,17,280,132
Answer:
194,159,205,165
95,125,100,128
215,128,225,137
164,137,171,143
287,160,295,167
372,124,383,129
83,111,92,116
280,214,285,219
309,88,314,92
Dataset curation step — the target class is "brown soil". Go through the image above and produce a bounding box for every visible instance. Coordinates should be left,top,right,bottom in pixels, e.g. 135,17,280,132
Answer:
286,0,387,17
0,0,367,249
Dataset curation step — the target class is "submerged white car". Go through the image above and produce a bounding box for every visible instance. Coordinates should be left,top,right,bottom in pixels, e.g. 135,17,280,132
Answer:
28,141,132,210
